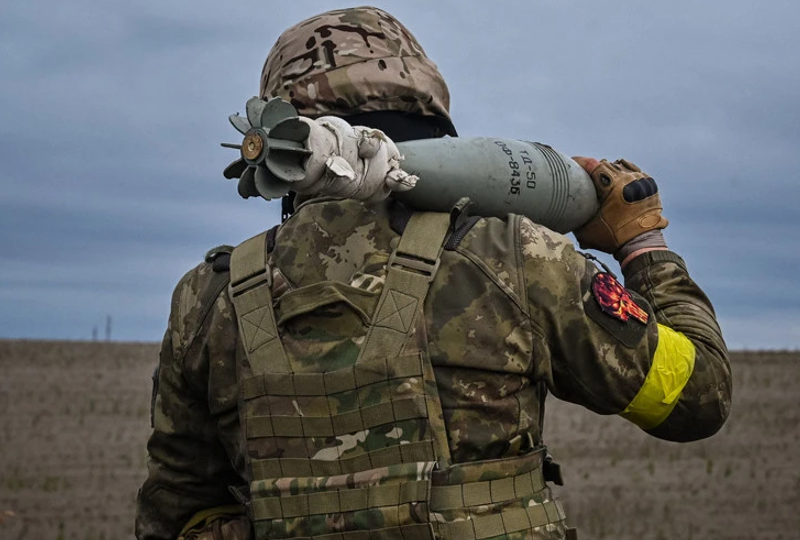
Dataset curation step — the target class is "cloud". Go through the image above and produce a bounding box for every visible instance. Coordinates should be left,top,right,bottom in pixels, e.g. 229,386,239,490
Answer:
1,0,797,347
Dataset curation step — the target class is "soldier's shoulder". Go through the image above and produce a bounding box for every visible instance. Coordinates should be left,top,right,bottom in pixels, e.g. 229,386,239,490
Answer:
204,244,235,273
455,214,574,260
173,244,234,295
517,216,578,264
168,246,236,356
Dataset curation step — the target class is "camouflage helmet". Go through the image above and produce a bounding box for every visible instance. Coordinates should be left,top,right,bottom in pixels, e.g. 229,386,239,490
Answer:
260,6,456,135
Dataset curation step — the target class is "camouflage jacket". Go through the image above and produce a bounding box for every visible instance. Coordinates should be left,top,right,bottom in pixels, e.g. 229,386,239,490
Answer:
135,198,731,540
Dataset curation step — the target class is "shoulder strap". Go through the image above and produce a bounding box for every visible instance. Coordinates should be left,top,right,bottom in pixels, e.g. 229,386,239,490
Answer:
230,212,451,373
228,231,291,374
358,210,454,468
357,211,452,363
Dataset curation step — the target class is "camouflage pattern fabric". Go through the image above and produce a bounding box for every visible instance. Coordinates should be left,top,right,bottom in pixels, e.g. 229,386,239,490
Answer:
230,209,567,539
260,7,454,132
135,198,731,539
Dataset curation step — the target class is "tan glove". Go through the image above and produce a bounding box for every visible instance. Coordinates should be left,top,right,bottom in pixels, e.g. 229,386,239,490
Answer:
572,157,668,254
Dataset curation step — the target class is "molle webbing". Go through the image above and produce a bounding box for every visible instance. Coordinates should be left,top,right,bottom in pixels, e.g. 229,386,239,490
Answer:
252,480,429,520
230,210,564,539
430,467,546,510
241,353,424,399
247,395,434,438
434,500,564,540
250,439,436,478
261,524,437,540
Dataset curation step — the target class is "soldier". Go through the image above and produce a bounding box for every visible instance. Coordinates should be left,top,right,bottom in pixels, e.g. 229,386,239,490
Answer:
136,6,731,540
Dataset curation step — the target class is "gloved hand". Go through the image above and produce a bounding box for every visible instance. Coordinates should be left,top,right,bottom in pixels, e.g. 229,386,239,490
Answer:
291,116,418,203
571,157,668,254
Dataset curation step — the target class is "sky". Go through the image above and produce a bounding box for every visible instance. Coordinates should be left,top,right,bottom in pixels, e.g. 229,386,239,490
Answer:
1,0,798,349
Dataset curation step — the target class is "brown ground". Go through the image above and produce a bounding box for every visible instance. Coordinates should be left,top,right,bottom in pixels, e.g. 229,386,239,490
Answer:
0,340,798,540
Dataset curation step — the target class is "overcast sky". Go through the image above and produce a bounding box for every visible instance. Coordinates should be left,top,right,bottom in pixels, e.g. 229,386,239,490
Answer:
1,0,798,349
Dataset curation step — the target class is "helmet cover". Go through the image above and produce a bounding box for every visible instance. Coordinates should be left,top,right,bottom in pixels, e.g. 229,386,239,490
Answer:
260,6,454,133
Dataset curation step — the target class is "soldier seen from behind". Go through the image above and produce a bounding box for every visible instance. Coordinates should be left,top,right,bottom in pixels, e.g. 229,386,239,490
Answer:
135,7,732,540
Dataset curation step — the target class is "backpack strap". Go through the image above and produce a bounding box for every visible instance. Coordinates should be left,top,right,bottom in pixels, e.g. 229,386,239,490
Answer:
229,231,291,374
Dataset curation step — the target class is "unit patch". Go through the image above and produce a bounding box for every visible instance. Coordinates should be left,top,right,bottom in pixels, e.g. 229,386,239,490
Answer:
592,272,649,324
584,272,653,349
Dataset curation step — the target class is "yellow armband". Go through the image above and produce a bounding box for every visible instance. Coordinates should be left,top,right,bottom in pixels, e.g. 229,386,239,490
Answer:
619,324,696,430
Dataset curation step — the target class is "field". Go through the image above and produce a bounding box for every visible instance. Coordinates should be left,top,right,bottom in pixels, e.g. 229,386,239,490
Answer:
1,340,798,540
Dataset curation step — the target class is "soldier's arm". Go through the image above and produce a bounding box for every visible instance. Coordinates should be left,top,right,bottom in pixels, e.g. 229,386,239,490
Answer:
620,249,731,440
521,218,731,441
135,264,240,540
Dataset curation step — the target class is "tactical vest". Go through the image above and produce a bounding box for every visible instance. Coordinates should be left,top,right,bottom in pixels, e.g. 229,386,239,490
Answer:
229,209,567,539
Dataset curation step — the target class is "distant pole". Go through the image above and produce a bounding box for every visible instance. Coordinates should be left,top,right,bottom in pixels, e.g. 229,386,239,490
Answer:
105,315,112,342
92,326,98,341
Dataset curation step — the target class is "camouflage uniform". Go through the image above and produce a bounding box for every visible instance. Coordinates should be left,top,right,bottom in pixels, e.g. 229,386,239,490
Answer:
135,7,731,540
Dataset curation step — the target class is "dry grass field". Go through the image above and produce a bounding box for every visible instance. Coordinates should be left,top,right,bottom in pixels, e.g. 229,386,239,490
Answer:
1,340,798,540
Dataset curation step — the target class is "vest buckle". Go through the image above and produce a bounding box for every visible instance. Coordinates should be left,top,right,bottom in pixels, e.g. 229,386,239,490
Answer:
387,250,440,282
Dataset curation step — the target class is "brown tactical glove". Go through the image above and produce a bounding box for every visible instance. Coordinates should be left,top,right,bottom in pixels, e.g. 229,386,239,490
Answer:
572,157,668,254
